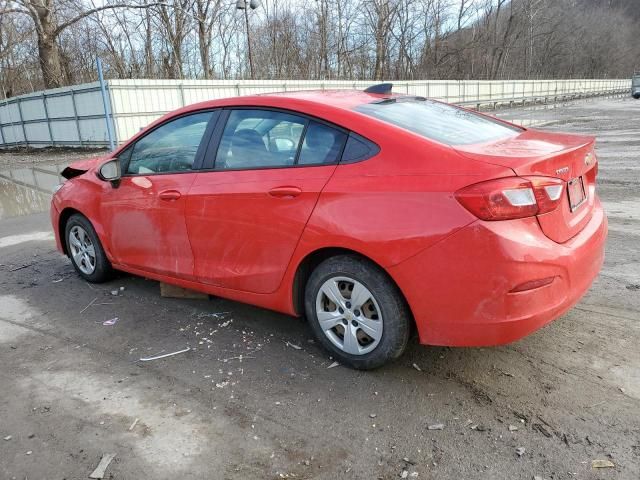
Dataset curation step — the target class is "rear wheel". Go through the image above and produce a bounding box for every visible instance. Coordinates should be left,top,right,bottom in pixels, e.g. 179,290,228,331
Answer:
304,255,411,369
65,214,113,283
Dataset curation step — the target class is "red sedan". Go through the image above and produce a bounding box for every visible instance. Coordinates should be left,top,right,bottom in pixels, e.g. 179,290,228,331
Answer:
51,84,607,369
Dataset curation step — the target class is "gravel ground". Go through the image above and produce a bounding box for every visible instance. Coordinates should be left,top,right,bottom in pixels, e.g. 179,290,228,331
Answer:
0,97,638,480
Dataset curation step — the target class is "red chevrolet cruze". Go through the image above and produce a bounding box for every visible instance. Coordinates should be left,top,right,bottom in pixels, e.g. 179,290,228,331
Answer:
51,85,607,369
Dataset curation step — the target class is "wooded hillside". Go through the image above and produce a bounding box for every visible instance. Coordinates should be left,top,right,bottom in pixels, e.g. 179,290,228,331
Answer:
0,0,637,98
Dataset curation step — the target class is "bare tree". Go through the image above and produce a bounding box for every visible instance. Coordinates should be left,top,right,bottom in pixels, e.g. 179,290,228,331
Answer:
1,0,638,96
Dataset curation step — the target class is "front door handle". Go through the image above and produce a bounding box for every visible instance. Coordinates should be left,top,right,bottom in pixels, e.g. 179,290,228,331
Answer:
159,189,182,201
268,186,302,198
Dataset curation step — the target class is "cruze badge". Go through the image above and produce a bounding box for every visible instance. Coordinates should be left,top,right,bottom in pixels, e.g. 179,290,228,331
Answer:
556,166,569,175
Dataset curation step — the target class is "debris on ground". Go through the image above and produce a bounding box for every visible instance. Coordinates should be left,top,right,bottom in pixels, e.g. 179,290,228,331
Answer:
196,311,231,320
26,450,32,455
128,418,139,431
412,363,422,372
52,278,64,283
89,453,116,479
80,297,97,313
102,317,118,326
428,423,445,430
160,282,208,299
3,435,11,440
139,347,191,362
285,341,302,350
369,413,377,418
591,459,615,468
532,423,553,438
400,469,409,478
9,263,34,272
219,319,232,328
110,290,119,296
470,424,488,432
509,425,519,431
516,447,525,457
327,361,340,369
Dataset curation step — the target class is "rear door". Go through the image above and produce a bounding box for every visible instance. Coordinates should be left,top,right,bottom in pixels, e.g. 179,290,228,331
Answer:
185,108,347,294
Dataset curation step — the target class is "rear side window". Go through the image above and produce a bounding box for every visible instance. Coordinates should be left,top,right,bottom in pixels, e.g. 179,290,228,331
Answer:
354,99,521,146
215,109,305,169
213,109,347,170
298,121,347,165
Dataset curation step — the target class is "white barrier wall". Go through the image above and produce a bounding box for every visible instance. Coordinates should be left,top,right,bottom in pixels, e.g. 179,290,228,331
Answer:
0,78,630,148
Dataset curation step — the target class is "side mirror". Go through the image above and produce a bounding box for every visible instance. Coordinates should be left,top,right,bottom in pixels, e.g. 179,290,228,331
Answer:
97,159,121,186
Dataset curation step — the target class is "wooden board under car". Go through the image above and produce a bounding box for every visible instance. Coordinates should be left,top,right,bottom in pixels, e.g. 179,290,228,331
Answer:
159,282,209,300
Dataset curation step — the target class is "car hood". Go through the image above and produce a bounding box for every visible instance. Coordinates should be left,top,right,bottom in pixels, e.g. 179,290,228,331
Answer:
61,155,109,179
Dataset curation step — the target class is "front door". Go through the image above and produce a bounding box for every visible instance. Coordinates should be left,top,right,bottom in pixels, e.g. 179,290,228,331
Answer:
101,111,216,278
186,108,348,294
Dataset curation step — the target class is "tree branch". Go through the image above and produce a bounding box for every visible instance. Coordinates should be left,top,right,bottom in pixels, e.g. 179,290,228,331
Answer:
54,2,165,36
0,7,30,16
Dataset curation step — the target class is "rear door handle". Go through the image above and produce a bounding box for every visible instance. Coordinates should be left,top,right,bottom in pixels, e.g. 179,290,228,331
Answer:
159,189,182,201
268,186,302,198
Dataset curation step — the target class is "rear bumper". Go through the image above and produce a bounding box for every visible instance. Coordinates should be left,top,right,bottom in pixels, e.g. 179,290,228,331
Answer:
389,198,607,346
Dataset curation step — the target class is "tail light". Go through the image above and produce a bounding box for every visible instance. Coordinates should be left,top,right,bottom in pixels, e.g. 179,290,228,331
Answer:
455,176,565,221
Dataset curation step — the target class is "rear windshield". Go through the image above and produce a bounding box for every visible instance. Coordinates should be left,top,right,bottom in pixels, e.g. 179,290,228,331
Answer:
354,98,521,145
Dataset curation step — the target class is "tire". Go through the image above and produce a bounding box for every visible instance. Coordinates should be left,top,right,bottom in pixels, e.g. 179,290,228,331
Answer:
64,214,113,283
304,254,411,370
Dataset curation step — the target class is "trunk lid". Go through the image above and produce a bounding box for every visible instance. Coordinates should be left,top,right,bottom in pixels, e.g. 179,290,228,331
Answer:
454,129,597,243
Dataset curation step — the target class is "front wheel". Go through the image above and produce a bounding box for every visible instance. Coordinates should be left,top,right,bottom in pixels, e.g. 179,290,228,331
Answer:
304,255,411,370
65,214,113,283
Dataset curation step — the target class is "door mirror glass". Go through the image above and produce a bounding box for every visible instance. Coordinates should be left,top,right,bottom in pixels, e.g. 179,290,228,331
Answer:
98,159,121,181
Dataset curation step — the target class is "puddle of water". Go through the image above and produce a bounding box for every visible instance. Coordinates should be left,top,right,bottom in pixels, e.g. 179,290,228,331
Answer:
0,164,66,220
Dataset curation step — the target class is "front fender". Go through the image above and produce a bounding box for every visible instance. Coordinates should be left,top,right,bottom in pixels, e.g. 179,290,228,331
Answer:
53,176,114,261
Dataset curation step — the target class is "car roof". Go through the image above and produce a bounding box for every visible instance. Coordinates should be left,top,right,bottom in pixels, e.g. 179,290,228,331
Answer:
257,89,389,109
179,89,394,115
114,89,398,156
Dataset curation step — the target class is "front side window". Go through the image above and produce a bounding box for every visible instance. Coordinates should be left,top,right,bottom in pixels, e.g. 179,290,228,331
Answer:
215,110,305,170
126,111,213,174
354,98,521,146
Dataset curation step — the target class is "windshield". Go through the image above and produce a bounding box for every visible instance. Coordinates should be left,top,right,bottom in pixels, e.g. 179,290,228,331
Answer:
354,98,522,146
